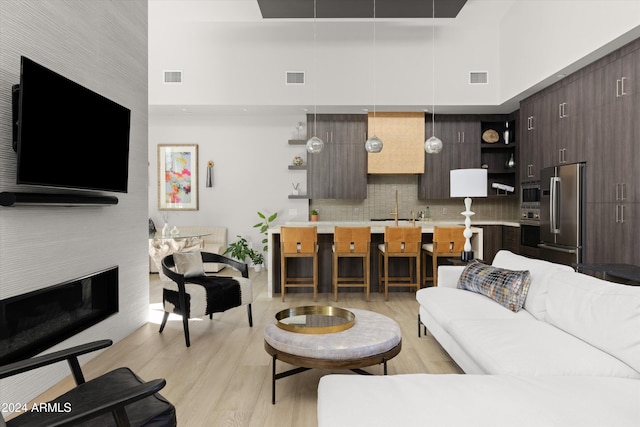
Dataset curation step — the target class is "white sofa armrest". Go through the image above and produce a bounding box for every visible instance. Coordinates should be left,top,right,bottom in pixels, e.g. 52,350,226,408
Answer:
437,266,465,288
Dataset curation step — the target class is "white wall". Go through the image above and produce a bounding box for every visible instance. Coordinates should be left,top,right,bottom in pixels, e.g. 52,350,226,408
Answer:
499,0,640,102
0,0,148,411
148,112,310,253
149,0,640,112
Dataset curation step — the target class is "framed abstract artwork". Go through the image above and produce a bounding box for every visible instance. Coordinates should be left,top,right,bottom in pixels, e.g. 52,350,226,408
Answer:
158,144,198,210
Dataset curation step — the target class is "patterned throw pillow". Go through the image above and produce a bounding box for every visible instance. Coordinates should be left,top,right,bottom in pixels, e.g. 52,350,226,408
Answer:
174,251,205,278
457,259,531,312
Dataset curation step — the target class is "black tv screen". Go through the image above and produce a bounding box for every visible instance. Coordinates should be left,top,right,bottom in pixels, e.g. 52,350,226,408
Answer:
15,56,131,193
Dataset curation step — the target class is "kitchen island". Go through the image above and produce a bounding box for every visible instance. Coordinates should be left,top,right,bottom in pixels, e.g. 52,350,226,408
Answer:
266,221,484,298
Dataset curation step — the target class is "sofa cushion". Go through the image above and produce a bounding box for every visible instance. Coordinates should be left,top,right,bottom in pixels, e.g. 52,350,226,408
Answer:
457,260,531,312
546,271,640,374
173,251,205,278
447,318,640,378
492,250,574,319
318,374,640,427
417,287,534,326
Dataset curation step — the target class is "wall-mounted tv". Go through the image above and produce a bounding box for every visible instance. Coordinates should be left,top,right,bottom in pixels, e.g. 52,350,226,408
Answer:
13,56,131,193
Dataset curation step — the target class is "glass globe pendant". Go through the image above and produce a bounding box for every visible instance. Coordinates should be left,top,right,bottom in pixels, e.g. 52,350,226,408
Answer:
365,135,383,153
306,135,324,154
425,135,443,154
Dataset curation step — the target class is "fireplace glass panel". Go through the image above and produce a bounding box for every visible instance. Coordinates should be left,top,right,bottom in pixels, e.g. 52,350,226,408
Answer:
0,266,119,365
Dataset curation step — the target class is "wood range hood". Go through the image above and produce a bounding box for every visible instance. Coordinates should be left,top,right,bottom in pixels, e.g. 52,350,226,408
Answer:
367,112,425,174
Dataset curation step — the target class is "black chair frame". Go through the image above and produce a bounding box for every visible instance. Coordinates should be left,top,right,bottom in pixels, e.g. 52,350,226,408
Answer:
160,252,253,347
0,339,175,427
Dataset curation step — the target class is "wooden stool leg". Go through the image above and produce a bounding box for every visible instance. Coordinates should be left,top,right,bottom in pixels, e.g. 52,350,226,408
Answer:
365,254,370,301
433,255,438,287
313,254,318,302
333,253,338,302
384,254,389,301
281,256,286,302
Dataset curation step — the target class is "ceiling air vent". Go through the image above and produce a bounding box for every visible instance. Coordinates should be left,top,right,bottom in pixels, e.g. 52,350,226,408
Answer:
469,71,488,85
286,71,305,85
163,70,183,84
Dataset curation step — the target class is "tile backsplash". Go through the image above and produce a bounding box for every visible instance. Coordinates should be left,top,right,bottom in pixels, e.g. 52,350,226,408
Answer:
310,175,518,222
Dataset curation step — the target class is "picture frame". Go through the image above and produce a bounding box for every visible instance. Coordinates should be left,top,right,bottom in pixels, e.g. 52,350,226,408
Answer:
158,144,198,210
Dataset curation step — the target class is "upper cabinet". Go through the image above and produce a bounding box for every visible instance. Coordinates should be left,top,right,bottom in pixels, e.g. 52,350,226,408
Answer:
307,114,368,199
419,115,481,199
519,96,543,181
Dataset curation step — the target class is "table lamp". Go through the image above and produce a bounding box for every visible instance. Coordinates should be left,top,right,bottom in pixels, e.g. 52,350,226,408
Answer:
450,169,488,261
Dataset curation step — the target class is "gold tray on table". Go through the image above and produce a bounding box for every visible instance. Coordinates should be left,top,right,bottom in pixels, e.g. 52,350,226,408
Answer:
275,306,355,334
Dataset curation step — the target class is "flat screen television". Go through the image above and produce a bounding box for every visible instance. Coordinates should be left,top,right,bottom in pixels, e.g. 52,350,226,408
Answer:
13,56,131,193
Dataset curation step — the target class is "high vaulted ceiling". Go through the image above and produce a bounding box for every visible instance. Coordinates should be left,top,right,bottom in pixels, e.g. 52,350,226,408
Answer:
257,0,468,19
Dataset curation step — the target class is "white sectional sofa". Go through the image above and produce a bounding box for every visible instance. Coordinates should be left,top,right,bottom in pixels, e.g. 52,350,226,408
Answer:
317,250,640,427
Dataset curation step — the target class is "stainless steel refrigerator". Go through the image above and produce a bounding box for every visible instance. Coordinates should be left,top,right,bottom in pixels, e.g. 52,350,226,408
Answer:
539,163,585,266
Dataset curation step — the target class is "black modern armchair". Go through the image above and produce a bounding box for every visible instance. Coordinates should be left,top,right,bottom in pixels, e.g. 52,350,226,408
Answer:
0,339,176,426
160,252,253,347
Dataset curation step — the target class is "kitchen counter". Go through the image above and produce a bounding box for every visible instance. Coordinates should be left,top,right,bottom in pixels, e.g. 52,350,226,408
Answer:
266,220,493,298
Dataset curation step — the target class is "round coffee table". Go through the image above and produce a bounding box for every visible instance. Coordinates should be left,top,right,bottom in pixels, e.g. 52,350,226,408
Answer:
264,307,402,403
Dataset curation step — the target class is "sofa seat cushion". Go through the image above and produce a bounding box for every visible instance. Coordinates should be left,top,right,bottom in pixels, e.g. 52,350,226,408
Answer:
447,318,640,378
491,250,574,319
457,260,531,312
546,271,640,374
416,287,535,329
318,374,640,427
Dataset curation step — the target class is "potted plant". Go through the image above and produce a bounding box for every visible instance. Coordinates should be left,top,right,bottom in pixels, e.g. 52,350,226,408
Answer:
248,249,264,272
310,209,319,222
223,235,252,262
253,211,278,253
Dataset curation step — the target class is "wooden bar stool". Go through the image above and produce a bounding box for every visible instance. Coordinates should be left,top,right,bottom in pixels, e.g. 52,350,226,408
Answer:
280,226,318,302
378,226,422,301
332,226,371,301
422,226,465,287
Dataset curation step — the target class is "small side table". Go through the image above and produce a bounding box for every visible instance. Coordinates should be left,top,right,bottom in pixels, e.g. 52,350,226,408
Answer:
573,263,640,286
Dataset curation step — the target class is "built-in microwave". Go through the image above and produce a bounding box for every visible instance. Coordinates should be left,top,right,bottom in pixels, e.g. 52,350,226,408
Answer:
521,181,541,204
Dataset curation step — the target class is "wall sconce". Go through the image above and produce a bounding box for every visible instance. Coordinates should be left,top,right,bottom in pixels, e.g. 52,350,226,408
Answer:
206,161,214,187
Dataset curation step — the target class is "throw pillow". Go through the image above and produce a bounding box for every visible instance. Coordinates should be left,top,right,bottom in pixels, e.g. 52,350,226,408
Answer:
457,259,531,312
174,251,205,278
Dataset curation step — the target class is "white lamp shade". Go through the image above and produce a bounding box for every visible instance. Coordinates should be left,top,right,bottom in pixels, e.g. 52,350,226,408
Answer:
450,169,488,198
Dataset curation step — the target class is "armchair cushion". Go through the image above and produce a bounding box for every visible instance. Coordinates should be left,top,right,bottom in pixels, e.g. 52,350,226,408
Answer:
173,251,205,278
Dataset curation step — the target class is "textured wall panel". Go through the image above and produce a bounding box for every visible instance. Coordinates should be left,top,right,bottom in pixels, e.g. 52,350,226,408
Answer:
0,0,148,411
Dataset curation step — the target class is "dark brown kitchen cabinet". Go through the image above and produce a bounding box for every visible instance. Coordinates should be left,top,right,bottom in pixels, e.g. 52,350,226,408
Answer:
585,202,638,265
586,49,638,205
519,96,543,181
544,78,587,167
419,115,480,200
479,225,502,264
307,114,368,199
502,226,520,255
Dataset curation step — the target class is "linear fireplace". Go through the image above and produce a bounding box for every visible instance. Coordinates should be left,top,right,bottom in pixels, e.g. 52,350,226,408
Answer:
0,266,119,365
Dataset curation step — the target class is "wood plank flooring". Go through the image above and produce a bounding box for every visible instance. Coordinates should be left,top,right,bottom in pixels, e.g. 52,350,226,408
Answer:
26,270,461,427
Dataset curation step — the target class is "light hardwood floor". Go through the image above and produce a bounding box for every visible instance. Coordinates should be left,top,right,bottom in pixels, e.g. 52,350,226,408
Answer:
28,270,461,427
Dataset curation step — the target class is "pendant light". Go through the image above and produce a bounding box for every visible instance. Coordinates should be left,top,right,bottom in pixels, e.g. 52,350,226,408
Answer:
365,0,383,153
425,0,443,154
306,0,324,154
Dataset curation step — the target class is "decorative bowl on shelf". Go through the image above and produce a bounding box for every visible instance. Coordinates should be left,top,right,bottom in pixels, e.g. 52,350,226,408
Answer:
482,129,499,143
292,156,304,166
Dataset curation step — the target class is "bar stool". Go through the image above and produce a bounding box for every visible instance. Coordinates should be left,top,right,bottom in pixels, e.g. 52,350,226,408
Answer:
332,226,371,301
280,226,318,302
378,226,422,300
422,226,465,287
